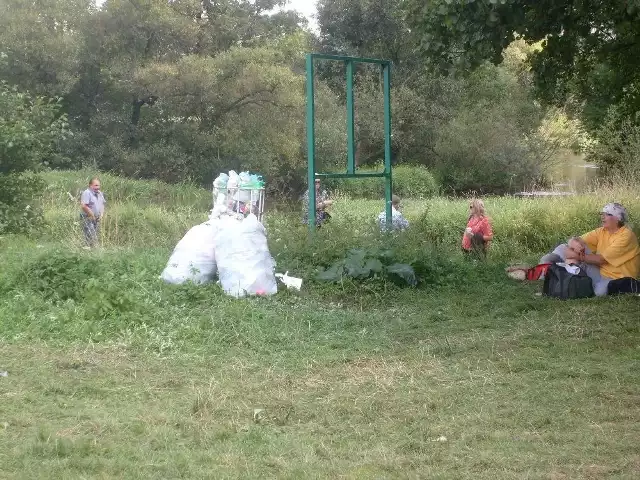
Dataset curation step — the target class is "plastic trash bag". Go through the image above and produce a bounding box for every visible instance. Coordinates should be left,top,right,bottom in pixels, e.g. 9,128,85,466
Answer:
275,271,302,290
160,220,219,285
214,214,277,297
213,173,229,209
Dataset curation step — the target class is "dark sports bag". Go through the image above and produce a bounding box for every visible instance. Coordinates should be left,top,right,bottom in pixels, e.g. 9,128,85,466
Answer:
542,263,594,299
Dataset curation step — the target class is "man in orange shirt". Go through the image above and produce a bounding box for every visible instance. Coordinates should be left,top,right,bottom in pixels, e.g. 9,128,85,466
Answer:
564,203,640,295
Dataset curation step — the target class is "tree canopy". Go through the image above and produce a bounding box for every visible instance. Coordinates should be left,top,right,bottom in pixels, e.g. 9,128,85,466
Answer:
404,0,640,131
0,0,633,197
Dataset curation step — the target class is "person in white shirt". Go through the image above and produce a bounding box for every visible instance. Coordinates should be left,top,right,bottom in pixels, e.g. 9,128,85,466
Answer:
378,195,409,232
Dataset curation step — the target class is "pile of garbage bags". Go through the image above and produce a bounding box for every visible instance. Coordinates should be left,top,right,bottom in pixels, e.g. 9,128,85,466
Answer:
159,220,218,285
160,170,278,298
212,170,265,219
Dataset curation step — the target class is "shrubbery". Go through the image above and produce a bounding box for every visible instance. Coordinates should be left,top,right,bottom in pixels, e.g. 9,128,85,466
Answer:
323,164,440,199
0,173,45,234
0,83,70,234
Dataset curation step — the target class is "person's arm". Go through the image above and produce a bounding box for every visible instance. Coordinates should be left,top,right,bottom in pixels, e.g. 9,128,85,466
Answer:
318,191,332,210
566,239,607,266
581,229,599,252
80,191,95,219
570,250,606,266
570,230,635,267
482,218,493,242
395,213,409,230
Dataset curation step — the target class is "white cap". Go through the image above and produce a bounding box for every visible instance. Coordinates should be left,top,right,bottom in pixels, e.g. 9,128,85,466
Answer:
601,203,627,223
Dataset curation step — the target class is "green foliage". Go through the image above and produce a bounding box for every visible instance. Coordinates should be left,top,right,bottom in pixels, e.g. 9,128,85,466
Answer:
588,111,640,176
434,108,541,194
404,0,640,136
40,169,211,210
2,0,637,192
0,173,45,234
0,0,89,97
25,170,640,268
325,165,440,199
0,83,69,233
15,249,150,323
317,248,417,286
0,82,70,174
19,250,100,301
315,5,571,194
394,165,441,198
432,60,545,193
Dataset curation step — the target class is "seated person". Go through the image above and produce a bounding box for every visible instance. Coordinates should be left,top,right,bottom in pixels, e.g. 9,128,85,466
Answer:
557,236,608,296
539,203,640,295
378,195,409,231
302,178,333,228
462,199,493,257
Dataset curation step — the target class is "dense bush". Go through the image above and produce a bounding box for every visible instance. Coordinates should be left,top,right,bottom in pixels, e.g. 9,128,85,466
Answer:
588,112,640,177
12,249,156,327
0,173,45,234
323,164,439,199
0,83,69,233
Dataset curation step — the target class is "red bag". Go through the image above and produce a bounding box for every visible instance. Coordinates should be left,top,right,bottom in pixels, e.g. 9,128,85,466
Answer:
506,263,551,281
526,263,551,280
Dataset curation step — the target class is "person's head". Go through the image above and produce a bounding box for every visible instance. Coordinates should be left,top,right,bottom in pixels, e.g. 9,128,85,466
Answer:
89,177,101,193
392,194,402,209
314,178,321,192
600,202,627,231
469,198,486,218
568,237,585,254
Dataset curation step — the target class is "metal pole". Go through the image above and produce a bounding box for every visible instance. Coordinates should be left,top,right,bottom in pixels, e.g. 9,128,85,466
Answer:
383,63,392,230
346,60,356,175
306,54,317,234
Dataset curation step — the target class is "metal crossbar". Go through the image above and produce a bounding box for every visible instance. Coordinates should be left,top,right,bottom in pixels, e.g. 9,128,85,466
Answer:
306,53,393,233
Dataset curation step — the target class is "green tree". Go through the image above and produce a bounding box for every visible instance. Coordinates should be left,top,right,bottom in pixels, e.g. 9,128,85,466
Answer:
0,83,70,232
0,0,92,97
404,0,640,130
589,109,640,176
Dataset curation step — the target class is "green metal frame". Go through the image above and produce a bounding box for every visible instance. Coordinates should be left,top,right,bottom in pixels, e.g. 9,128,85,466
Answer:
306,53,393,233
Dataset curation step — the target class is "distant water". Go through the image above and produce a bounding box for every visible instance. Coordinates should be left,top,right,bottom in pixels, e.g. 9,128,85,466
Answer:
550,153,599,193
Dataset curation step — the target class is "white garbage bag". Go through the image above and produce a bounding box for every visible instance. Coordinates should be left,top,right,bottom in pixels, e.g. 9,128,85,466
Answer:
160,220,219,285
214,214,277,298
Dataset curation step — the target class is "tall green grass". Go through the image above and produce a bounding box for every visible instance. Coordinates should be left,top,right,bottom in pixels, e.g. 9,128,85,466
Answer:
2,171,640,479
40,169,212,211
35,171,640,268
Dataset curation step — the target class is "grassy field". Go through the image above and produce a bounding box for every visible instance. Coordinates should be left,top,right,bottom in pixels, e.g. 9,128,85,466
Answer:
1,171,639,479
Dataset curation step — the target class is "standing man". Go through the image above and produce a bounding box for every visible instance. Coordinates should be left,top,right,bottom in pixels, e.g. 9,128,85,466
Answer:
80,177,106,248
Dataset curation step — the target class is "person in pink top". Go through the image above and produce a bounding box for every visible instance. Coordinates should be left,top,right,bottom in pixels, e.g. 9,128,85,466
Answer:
461,199,493,257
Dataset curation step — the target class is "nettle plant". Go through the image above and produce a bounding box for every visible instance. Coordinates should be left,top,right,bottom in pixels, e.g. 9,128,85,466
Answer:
317,248,417,286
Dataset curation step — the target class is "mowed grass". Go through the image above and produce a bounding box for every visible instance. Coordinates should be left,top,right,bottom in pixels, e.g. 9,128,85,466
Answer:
1,171,639,478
